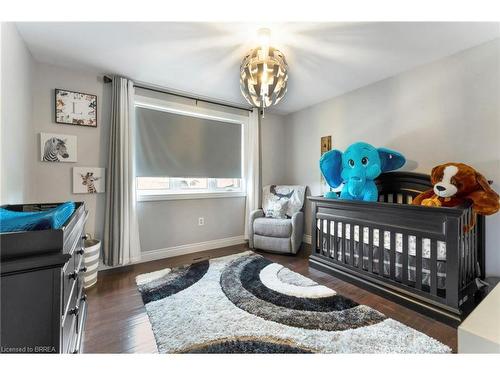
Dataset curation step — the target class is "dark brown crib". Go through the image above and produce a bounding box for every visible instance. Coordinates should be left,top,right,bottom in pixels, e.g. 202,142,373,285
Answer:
308,172,485,325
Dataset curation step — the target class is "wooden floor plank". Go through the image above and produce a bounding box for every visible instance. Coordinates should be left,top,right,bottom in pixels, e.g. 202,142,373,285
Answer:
82,243,456,353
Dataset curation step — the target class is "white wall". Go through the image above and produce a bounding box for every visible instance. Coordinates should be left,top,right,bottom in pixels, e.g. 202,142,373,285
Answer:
283,39,500,276
1,23,35,204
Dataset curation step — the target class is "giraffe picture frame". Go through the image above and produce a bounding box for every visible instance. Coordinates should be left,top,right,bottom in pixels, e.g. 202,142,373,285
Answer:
73,167,105,194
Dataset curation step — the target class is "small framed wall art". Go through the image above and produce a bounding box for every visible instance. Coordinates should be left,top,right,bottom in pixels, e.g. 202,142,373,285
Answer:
55,88,97,127
320,135,332,155
73,167,105,194
40,132,77,163
320,135,332,194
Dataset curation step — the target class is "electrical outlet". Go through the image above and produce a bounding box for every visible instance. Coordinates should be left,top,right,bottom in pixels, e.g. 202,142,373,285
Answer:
198,217,205,226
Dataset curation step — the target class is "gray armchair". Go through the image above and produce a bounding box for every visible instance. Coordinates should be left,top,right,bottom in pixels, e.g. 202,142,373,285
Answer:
248,185,306,254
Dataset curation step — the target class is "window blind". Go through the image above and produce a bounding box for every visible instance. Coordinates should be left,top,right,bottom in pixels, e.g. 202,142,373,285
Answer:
135,107,242,178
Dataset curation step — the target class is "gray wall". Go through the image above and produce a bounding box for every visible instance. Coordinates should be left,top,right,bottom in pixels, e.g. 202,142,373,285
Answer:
27,62,110,240
282,39,500,276
261,113,288,187
1,23,35,204
137,198,245,251
9,52,285,254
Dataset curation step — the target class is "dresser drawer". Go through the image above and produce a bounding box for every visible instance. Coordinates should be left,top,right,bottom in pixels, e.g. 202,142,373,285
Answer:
73,292,87,354
61,310,77,354
62,252,85,321
63,209,88,256
61,278,79,353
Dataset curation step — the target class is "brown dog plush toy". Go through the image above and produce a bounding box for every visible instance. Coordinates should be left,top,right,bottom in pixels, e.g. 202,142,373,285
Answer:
413,163,500,220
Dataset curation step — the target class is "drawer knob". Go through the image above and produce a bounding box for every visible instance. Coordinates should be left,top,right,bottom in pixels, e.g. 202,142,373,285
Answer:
69,306,79,316
79,266,87,273
68,270,78,280
81,294,87,302
76,248,85,255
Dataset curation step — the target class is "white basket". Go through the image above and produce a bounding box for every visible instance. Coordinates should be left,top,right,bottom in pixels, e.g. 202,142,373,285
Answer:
83,234,100,289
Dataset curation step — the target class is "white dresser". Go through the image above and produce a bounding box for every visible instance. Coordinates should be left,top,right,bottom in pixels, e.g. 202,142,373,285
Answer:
458,283,500,353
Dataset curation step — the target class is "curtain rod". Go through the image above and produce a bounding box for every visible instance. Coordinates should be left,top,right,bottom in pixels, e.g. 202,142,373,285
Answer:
103,75,253,112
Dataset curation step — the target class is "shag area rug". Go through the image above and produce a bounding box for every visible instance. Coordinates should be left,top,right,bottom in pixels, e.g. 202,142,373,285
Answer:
136,251,451,353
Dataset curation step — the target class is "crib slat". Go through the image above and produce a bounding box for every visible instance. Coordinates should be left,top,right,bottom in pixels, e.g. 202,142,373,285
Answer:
349,223,354,266
367,227,373,273
464,211,469,283
332,219,338,261
378,229,384,276
368,227,373,273
319,220,324,257
325,219,330,258
389,231,396,279
430,239,438,296
402,234,409,284
342,221,347,263
459,215,464,287
337,221,345,263
468,211,473,282
415,236,422,290
359,226,365,270
472,215,478,278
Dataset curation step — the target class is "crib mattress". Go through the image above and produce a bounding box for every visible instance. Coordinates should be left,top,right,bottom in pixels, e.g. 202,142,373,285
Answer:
318,221,450,289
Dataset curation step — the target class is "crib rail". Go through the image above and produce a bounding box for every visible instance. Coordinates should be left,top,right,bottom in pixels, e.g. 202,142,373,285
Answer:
315,214,448,304
309,191,484,323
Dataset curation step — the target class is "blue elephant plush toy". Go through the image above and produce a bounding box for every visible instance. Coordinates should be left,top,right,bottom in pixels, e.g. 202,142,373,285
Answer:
320,142,406,201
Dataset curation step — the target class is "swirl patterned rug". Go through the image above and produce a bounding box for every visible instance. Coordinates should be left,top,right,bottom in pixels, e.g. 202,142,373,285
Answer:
136,251,451,353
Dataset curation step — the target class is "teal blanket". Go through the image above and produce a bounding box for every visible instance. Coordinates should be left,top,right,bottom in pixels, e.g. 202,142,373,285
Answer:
0,201,76,233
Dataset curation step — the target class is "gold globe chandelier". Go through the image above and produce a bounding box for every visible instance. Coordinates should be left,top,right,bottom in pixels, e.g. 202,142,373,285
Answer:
240,28,288,116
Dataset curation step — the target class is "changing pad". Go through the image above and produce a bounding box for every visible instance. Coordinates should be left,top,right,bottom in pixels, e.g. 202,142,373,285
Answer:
0,201,76,233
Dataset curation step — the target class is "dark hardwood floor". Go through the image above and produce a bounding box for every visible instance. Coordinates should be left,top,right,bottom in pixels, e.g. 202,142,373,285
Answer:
82,244,457,353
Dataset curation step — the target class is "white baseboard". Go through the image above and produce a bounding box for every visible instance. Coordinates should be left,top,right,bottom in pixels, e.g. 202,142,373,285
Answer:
303,234,312,244
98,235,246,271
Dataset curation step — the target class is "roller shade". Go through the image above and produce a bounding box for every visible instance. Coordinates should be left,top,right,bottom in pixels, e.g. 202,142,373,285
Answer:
135,107,242,178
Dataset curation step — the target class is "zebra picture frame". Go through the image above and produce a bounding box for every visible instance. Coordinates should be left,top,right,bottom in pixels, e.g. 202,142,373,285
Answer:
73,167,105,194
40,132,77,162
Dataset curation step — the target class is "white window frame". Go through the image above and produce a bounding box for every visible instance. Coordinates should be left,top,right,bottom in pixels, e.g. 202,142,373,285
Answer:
134,94,249,202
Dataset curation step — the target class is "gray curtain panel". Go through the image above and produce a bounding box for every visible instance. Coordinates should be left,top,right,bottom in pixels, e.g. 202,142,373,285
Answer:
103,76,141,266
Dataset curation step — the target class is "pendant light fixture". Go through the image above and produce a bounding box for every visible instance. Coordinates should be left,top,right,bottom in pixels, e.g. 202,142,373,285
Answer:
240,28,289,116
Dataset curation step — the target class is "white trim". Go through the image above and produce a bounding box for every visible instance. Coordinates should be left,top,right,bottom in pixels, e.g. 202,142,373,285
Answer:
137,191,246,202
303,234,312,244
98,235,245,271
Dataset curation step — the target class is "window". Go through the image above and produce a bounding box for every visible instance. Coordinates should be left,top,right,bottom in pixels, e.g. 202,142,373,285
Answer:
137,177,242,197
134,96,246,201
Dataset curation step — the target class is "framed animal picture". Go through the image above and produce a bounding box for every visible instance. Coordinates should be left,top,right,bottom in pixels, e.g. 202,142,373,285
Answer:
55,88,97,127
73,167,105,194
320,135,332,192
40,133,77,162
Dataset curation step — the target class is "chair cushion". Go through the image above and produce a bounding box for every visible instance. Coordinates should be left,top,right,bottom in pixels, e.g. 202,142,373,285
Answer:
253,234,291,253
253,217,292,238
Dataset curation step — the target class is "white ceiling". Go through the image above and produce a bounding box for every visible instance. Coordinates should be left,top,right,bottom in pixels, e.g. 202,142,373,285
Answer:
16,22,499,114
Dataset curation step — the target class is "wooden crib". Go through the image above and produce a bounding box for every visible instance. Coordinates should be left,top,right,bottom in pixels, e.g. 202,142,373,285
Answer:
308,172,485,325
